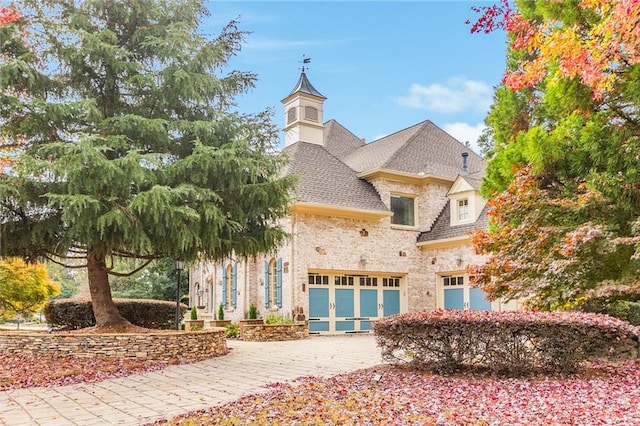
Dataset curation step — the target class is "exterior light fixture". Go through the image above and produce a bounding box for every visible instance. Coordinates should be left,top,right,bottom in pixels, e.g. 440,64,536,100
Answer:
174,260,185,330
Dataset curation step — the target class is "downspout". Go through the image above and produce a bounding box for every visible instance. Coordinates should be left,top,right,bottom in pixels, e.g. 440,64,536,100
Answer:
212,263,217,319
244,258,249,317
290,215,296,317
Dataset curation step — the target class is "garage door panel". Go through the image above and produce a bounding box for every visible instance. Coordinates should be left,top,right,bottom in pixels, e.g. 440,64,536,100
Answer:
309,288,329,317
383,289,400,317
469,287,492,311
444,288,464,310
335,288,354,317
360,289,378,317
309,321,330,332
336,320,355,331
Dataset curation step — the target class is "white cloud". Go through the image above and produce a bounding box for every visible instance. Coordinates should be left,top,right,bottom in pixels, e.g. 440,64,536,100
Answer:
395,76,492,114
443,122,486,154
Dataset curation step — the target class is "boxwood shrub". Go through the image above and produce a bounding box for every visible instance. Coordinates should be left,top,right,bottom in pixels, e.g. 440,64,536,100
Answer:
44,298,187,330
373,310,639,376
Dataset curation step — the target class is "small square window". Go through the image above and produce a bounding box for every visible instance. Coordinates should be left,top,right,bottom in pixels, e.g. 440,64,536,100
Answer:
458,199,469,221
391,195,415,226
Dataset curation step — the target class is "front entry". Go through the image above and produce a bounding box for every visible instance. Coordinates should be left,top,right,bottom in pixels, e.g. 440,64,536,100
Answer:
308,273,402,334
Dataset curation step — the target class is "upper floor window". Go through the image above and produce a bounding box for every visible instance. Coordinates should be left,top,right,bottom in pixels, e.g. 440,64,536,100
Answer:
457,199,469,221
287,107,296,124
304,106,318,121
391,195,415,226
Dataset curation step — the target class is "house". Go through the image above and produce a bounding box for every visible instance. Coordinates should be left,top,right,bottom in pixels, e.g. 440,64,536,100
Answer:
189,71,519,334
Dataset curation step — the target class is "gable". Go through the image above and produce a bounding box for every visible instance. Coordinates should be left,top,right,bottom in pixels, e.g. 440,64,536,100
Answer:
448,177,474,195
343,120,486,180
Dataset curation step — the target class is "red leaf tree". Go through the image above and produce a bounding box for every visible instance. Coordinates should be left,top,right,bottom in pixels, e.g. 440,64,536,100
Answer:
469,1,640,309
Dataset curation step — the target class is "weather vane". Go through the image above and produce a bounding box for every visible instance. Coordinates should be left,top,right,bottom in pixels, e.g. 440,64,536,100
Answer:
300,54,311,72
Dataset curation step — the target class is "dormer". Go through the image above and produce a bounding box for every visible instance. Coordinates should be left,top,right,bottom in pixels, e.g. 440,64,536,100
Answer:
281,71,326,147
447,175,486,226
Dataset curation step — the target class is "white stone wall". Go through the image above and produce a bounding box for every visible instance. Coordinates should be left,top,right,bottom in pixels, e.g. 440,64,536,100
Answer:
369,179,450,232
188,177,498,324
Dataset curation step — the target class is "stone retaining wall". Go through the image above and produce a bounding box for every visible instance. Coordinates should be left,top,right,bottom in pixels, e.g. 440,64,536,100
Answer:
240,321,308,342
0,328,227,362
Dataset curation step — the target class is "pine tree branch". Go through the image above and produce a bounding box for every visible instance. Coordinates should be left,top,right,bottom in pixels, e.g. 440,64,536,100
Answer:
106,258,154,277
43,254,87,269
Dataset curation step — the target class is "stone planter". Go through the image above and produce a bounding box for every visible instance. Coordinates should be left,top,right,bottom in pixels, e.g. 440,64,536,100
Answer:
184,319,205,331
209,320,231,328
239,319,264,326
240,320,308,342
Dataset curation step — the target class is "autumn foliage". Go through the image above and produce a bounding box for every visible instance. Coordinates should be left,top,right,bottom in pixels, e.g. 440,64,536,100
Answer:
0,257,60,320
470,0,640,99
0,6,19,25
374,309,638,375
469,1,640,308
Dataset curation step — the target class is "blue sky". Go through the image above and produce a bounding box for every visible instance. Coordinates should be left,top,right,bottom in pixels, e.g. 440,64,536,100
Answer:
203,1,508,153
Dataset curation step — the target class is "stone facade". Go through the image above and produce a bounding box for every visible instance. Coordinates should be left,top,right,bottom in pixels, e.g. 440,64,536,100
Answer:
188,72,517,334
0,329,227,362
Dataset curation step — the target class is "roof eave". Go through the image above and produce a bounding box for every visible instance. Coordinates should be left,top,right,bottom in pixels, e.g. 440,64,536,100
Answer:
290,202,391,221
417,235,471,249
357,168,454,185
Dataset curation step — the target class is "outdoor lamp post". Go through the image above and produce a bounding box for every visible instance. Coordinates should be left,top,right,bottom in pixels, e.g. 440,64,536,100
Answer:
174,260,185,330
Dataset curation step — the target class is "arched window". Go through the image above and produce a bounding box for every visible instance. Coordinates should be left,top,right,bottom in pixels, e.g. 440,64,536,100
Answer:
222,263,237,308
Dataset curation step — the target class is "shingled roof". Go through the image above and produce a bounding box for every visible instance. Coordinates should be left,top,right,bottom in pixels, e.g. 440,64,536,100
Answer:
341,120,485,178
417,201,489,243
323,119,364,159
283,141,389,213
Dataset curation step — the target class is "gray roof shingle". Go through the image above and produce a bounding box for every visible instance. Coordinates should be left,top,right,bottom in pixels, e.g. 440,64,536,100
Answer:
343,120,485,178
283,141,389,212
323,119,365,159
417,201,489,243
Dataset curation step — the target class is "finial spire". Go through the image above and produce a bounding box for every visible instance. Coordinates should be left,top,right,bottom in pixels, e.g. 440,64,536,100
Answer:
300,54,311,72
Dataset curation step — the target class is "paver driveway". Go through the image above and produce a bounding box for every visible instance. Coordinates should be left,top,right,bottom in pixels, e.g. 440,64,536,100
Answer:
0,334,382,426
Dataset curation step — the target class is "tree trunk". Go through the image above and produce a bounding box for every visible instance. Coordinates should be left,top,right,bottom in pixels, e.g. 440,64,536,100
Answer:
87,252,130,328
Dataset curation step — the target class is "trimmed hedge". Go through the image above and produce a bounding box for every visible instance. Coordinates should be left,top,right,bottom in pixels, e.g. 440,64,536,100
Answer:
44,298,187,330
580,299,640,326
373,310,639,375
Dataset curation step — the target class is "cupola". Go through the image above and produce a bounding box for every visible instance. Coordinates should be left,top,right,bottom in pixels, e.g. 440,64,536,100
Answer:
281,71,326,147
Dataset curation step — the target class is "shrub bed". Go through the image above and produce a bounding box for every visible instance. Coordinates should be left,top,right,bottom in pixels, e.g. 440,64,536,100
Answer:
44,298,187,330
373,310,639,375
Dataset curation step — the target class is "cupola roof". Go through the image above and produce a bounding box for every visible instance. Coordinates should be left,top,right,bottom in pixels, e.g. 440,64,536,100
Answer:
286,71,326,99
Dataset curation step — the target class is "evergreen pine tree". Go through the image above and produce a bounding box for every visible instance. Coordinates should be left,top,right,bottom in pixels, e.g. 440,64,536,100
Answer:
0,0,293,328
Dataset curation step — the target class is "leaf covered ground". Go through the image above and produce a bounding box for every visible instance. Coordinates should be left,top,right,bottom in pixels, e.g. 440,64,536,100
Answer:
156,361,640,426
0,351,170,390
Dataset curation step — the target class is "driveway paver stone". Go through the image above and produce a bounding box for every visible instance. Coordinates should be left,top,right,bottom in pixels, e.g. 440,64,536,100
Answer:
0,335,382,426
